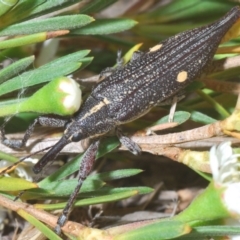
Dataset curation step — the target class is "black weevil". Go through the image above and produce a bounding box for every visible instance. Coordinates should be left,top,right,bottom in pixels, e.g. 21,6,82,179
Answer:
1,6,240,234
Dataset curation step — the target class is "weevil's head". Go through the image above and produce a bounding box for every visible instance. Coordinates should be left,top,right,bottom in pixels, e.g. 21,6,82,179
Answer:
63,121,101,143
64,114,115,143
63,120,87,142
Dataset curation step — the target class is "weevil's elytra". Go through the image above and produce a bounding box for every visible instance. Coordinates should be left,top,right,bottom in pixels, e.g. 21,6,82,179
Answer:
2,6,240,234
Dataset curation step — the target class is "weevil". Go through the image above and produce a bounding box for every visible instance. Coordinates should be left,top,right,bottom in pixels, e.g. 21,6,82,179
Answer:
1,6,240,234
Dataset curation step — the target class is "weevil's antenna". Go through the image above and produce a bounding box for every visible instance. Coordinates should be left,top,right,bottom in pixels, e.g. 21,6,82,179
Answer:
0,145,54,175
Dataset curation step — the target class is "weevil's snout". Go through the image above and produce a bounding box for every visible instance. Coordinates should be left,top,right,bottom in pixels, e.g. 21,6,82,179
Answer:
33,136,70,174
33,123,83,174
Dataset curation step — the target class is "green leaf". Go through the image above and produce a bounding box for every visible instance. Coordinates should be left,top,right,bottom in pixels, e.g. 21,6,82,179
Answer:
32,169,143,198
185,80,205,92
36,179,104,197
79,0,117,14
0,177,37,191
142,0,236,23
89,169,143,181
115,220,191,240
17,209,62,240
79,186,153,199
0,150,19,163
42,50,91,68
25,0,84,17
72,18,138,35
0,62,81,97
0,32,56,50
0,191,17,200
0,15,94,37
19,188,53,200
123,43,143,64
193,225,240,237
175,183,229,225
211,66,240,80
36,190,139,210
0,0,19,16
136,23,200,37
196,89,230,118
154,111,191,125
25,185,152,201
190,111,217,124
193,169,212,182
175,225,240,239
0,0,46,27
36,166,143,200
77,57,94,70
0,56,34,84
97,136,120,158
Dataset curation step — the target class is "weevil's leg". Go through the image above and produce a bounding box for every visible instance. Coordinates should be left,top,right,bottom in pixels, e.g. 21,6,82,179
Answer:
0,118,39,149
99,50,124,80
157,92,185,122
130,51,144,62
157,92,185,107
167,93,186,122
116,128,141,155
168,96,178,123
79,51,126,84
54,139,100,234
99,50,143,81
116,50,124,69
38,116,68,128
1,116,68,149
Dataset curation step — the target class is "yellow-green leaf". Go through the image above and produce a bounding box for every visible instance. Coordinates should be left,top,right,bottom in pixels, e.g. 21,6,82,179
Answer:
0,177,38,191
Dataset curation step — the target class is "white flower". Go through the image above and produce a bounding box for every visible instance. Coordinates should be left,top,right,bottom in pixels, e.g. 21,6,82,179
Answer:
15,158,38,182
209,141,240,184
209,142,240,236
0,158,38,181
35,39,59,66
224,183,240,217
210,142,240,218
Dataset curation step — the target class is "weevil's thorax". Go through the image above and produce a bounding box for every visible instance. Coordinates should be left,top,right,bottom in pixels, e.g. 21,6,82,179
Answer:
64,95,116,141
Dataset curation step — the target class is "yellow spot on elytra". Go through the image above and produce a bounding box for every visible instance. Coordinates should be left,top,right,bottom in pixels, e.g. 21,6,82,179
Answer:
149,44,162,52
103,98,110,104
177,71,188,82
81,98,110,120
